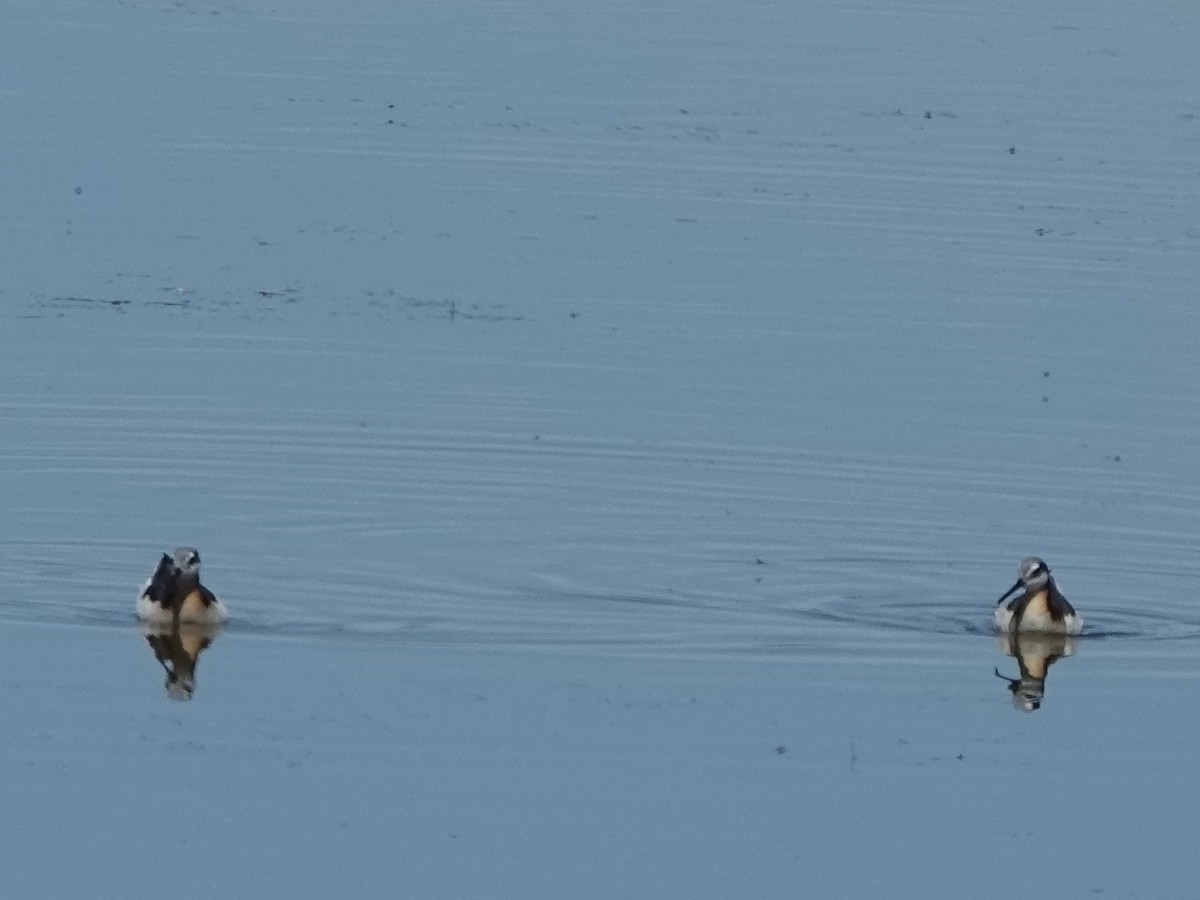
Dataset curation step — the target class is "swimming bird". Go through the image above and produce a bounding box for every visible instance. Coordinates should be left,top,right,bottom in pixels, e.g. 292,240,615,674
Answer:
994,556,1081,635
136,547,229,625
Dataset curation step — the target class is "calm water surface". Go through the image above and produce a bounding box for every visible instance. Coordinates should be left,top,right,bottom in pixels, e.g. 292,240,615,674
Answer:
2,0,1200,896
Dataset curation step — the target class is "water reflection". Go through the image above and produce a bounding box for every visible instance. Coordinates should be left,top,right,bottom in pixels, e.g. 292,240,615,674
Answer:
993,632,1076,712
140,621,223,701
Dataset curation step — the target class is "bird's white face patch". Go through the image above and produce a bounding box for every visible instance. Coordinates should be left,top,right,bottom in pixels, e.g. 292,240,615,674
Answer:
173,546,202,578
1017,557,1051,590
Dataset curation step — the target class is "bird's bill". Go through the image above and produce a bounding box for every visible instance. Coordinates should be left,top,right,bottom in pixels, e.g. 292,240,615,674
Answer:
996,578,1024,606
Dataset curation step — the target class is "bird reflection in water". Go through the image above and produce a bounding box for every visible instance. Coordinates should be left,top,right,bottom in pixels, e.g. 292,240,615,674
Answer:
993,632,1076,712
141,621,223,701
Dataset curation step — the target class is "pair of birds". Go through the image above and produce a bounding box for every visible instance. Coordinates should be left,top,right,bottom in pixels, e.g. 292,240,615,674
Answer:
135,548,1079,635
136,546,228,625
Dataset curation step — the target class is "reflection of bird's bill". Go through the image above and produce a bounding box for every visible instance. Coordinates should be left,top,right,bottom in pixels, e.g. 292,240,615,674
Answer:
993,668,1045,712
995,632,1076,661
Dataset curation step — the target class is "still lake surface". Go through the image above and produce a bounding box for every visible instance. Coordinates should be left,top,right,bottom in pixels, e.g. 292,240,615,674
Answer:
2,0,1200,896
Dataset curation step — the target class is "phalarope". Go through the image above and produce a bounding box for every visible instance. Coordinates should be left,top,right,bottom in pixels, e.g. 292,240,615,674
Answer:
994,556,1081,635
136,547,229,625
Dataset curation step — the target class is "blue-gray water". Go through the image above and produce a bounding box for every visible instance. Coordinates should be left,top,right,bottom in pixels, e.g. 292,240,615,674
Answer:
3,1,1200,896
